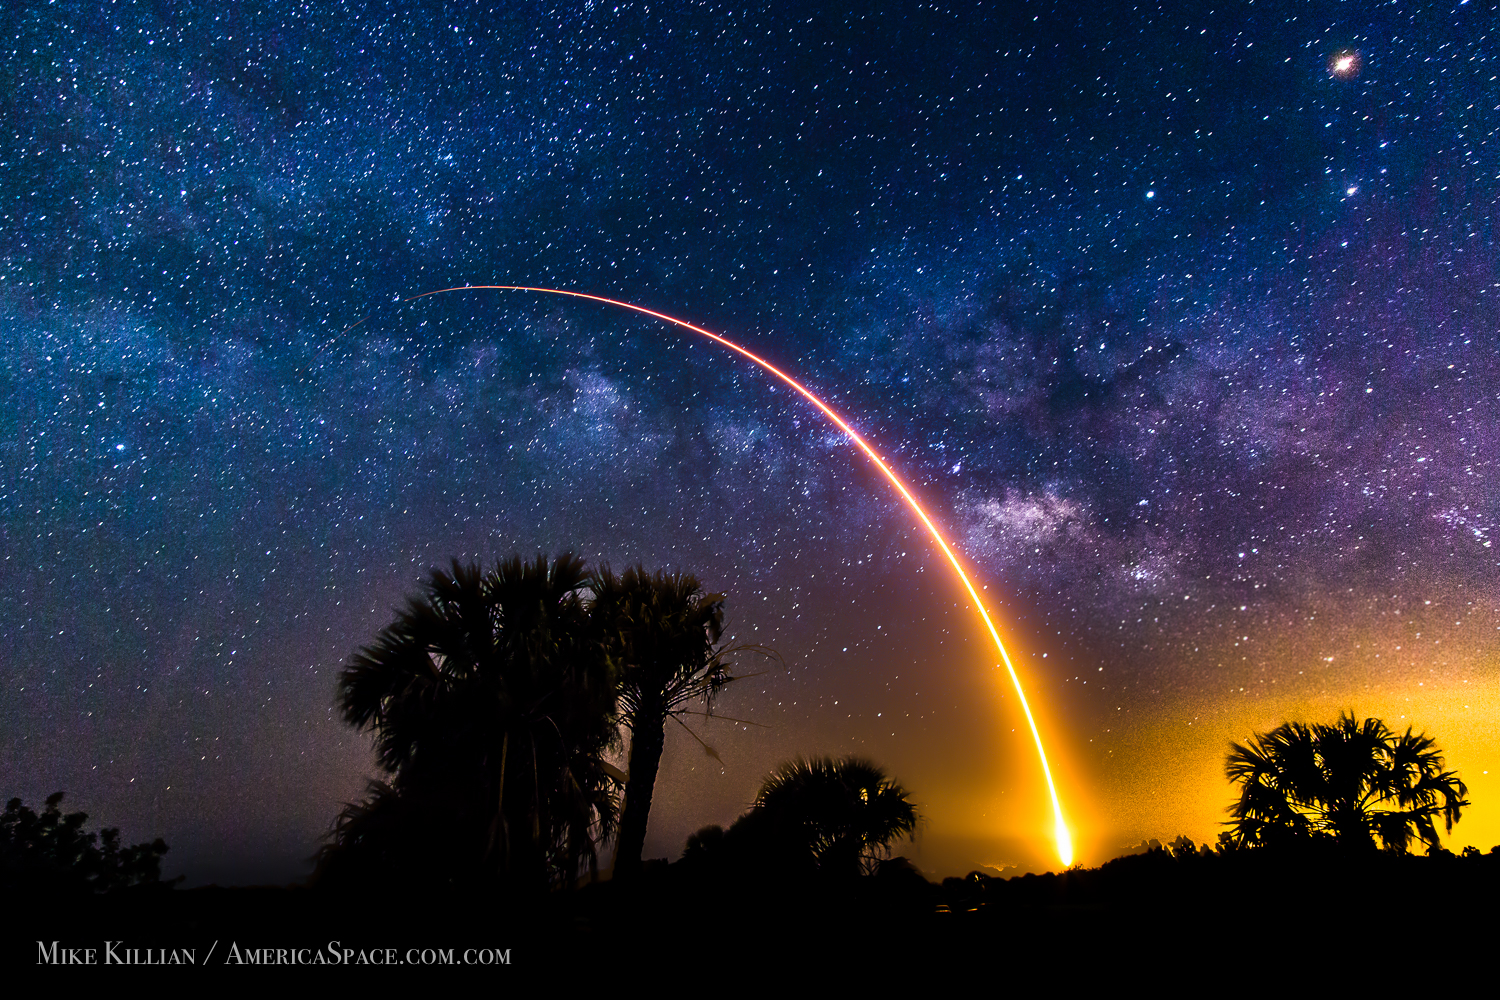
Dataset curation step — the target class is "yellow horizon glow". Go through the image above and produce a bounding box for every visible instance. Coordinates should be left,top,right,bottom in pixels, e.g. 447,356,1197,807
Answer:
1089,660,1499,862
399,284,1075,868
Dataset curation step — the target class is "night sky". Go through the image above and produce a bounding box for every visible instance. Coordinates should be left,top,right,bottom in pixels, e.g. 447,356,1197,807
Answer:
3,2,1497,884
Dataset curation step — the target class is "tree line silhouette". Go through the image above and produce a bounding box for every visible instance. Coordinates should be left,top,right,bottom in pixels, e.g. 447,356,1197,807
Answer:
1,793,170,894
312,551,1486,900
5,551,1490,911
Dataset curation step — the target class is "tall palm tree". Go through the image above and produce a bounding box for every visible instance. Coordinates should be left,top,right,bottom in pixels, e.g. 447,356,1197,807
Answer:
1225,712,1468,853
751,756,920,877
589,566,735,879
327,555,619,891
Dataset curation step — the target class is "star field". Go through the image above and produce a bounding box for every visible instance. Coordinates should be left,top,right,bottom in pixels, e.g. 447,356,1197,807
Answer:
2,2,1497,880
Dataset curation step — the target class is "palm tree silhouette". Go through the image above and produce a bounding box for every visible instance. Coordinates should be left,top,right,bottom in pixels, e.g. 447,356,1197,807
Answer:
328,555,619,890
751,756,919,877
1226,712,1468,853
590,566,739,879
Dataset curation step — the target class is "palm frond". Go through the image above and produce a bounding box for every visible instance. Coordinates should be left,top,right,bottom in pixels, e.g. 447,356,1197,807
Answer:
1224,712,1467,854
328,553,617,891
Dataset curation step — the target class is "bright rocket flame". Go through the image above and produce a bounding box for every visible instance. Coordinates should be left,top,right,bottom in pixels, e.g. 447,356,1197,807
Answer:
402,284,1075,868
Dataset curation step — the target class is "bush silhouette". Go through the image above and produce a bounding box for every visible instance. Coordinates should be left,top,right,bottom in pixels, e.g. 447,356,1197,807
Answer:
1,793,170,893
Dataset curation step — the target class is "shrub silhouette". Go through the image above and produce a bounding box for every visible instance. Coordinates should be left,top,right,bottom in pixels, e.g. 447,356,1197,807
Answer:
686,757,919,881
1,793,170,893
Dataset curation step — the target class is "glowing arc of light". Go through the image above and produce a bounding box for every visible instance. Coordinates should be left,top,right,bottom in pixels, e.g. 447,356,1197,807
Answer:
402,284,1074,868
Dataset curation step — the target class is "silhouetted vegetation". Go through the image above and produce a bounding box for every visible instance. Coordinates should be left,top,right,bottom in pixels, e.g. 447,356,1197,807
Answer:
1225,712,1468,853
298,571,1497,980
590,565,744,879
19,705,1499,973
82,585,1468,976
2,793,170,894
320,554,771,892
749,756,919,876
318,555,619,892
678,756,919,882
315,554,1483,923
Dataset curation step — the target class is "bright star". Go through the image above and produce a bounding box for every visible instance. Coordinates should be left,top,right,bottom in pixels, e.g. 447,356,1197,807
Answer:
1328,50,1361,79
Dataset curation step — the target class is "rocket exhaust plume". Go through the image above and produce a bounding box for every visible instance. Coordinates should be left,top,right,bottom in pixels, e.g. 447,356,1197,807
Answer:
397,285,1075,868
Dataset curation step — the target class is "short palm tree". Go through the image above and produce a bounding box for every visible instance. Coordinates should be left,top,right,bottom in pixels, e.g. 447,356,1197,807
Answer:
752,756,919,876
589,566,736,878
326,555,619,890
1225,712,1467,853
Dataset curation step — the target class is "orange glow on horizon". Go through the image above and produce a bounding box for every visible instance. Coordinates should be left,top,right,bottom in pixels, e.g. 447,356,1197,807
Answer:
401,284,1075,868
1088,617,1500,862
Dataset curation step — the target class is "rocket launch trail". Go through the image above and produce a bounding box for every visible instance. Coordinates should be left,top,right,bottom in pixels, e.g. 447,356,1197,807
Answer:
400,284,1074,868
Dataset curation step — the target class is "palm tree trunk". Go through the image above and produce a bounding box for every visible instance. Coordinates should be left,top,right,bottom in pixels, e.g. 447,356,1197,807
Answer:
612,707,667,879
486,731,511,877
